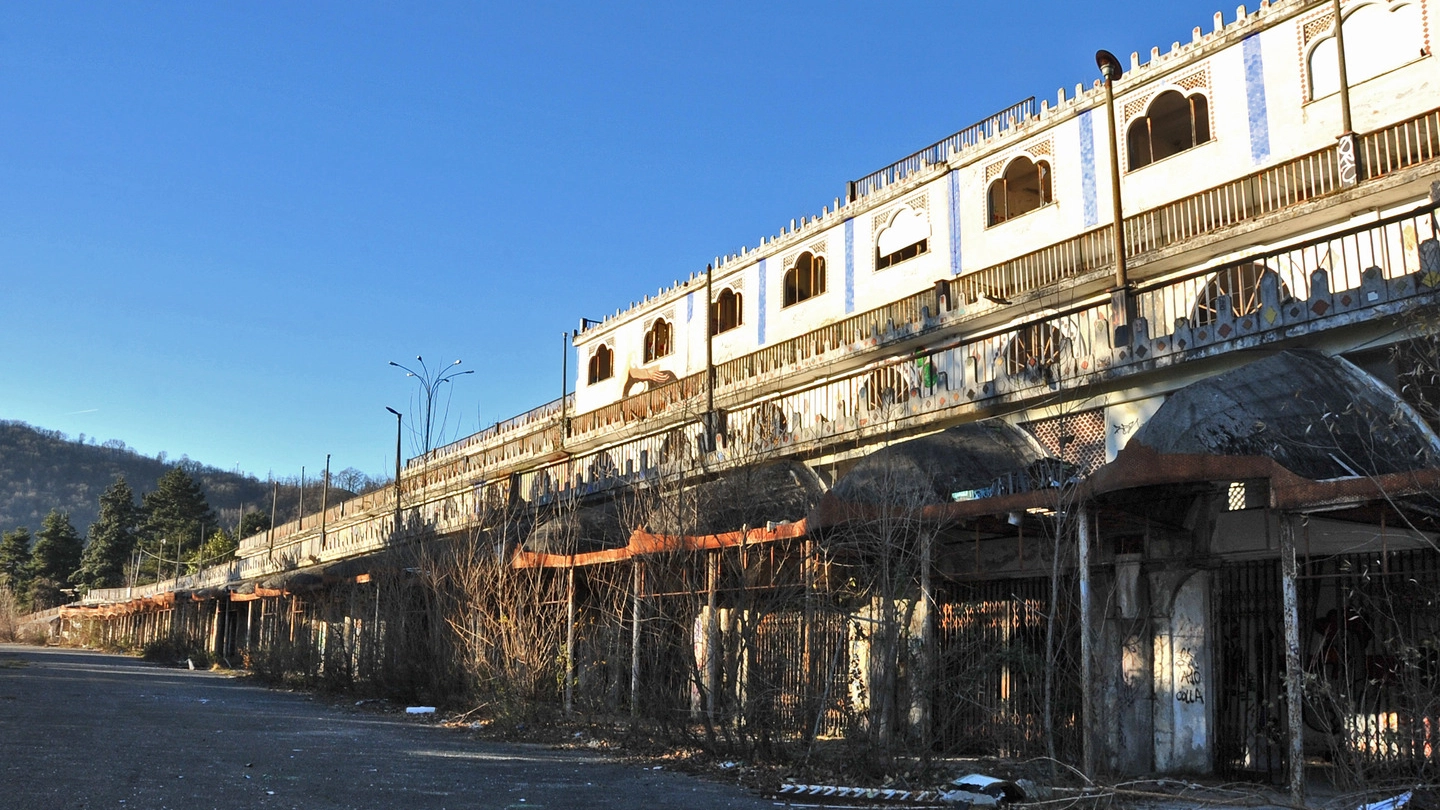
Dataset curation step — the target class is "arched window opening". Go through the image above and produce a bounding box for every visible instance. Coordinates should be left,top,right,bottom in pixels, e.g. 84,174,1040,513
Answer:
1309,3,1426,100
783,252,827,307
587,344,613,385
865,365,912,411
987,157,1053,225
711,288,743,335
643,319,672,363
659,426,694,466
1191,263,1291,327
1127,90,1211,169
875,206,930,270
749,402,789,446
1004,323,1064,378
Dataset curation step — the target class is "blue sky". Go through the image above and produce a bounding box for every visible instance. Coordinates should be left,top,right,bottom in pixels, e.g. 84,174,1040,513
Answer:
0,0,1232,482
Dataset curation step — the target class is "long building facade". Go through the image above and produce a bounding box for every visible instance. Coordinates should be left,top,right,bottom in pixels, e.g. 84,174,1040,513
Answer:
53,0,1440,786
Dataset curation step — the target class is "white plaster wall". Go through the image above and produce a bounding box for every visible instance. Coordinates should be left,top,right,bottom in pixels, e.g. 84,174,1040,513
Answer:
568,0,1440,418
1120,49,1252,213
955,112,1095,274
1152,570,1213,773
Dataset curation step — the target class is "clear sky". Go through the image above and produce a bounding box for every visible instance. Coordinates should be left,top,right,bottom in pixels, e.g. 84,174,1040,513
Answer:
0,0,1234,482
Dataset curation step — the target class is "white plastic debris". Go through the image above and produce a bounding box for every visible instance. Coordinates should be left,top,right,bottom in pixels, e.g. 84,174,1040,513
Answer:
186,658,195,670
951,774,1025,801
405,706,436,714
1359,793,1413,810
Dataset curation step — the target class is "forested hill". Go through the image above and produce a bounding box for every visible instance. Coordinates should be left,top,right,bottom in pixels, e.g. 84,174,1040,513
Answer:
0,420,376,538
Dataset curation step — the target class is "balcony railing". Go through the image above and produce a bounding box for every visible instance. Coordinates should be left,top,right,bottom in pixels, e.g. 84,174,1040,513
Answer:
850,98,1036,200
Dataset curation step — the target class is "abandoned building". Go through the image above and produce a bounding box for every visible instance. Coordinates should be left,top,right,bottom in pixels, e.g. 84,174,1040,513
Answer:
49,0,1440,790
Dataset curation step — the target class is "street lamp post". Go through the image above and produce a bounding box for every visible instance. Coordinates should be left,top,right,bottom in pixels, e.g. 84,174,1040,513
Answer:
1096,48,1136,345
388,356,475,458
385,407,403,537
1096,49,1128,292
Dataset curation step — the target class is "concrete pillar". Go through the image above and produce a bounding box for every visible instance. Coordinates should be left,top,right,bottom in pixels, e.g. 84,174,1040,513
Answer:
1150,570,1213,773
1280,514,1305,803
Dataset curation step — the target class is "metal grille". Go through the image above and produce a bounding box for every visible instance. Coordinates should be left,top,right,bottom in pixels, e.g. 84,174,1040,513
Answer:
1216,559,1287,782
1299,548,1440,780
752,609,851,738
1022,409,1108,475
934,577,1079,759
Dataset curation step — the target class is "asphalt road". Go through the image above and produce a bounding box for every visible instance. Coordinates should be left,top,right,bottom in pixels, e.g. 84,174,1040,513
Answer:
0,644,776,810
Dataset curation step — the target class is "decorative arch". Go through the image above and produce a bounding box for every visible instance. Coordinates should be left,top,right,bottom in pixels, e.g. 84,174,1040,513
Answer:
587,343,613,385
1127,89,1211,169
875,205,930,269
1190,263,1292,327
987,155,1053,225
783,251,827,307
659,426,694,466
1305,1,1426,100
1003,322,1065,378
749,402,789,446
711,287,743,334
643,318,672,363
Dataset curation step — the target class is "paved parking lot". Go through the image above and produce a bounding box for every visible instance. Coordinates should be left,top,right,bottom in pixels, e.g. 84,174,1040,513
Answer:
0,644,774,810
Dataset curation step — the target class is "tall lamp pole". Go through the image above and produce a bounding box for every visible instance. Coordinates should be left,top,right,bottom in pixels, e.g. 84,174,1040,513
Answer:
385,407,403,537
388,356,475,458
1096,49,1128,292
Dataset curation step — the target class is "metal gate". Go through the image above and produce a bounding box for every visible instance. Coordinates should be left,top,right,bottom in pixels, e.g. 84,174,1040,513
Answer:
1299,548,1440,781
934,577,1078,758
1215,559,1286,782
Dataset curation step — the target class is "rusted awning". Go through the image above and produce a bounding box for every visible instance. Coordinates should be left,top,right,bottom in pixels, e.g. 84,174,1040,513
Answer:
510,519,808,569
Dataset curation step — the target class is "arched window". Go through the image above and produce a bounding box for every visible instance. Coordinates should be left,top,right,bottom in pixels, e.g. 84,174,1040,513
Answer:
1308,2,1426,100
587,344,613,385
783,251,827,307
1127,90,1211,170
1004,323,1064,377
1190,263,1291,327
710,288,743,335
987,157,1053,225
875,206,930,270
643,319,672,363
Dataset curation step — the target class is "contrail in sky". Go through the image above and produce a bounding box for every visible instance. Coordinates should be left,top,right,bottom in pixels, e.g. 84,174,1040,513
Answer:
65,408,99,415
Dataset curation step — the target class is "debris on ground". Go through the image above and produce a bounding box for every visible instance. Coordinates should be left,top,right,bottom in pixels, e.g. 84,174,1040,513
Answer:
1359,792,1413,810
405,706,436,714
777,783,958,804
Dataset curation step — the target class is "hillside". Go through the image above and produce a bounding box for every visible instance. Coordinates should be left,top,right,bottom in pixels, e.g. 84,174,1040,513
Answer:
0,420,377,538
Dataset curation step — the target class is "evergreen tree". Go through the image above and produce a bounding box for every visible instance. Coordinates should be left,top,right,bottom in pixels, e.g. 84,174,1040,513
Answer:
238,510,270,541
188,527,238,571
74,476,139,590
140,467,216,584
29,510,84,587
0,527,32,599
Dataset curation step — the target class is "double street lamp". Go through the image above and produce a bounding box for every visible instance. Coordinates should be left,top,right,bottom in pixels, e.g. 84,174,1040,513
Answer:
388,356,474,458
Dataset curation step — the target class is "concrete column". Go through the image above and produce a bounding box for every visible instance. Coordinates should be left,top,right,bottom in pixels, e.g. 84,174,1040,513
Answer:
1280,514,1305,804
705,551,720,723
564,566,576,716
630,561,642,717
1078,504,1095,779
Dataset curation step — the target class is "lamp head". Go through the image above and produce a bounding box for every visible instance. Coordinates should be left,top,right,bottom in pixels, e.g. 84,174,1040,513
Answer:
1096,49,1123,83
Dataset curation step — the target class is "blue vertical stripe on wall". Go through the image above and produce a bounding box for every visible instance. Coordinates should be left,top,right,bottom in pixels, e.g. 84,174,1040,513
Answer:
844,218,855,313
757,258,767,346
1079,110,1099,228
686,292,693,322
1243,34,1271,165
947,171,963,275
